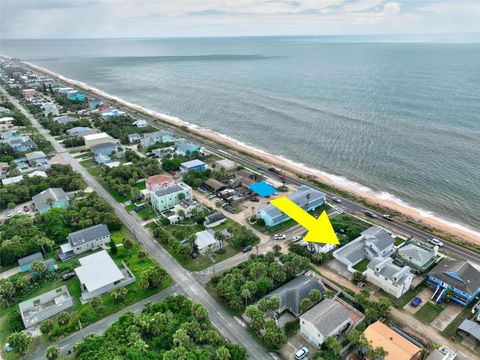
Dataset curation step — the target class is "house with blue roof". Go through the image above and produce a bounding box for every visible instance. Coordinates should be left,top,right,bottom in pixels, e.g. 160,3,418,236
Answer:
428,258,480,306
176,141,200,156
180,159,206,173
67,90,86,102
258,185,325,227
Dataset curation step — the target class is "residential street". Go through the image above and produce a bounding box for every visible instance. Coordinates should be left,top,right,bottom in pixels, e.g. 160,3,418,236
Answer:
1,87,272,360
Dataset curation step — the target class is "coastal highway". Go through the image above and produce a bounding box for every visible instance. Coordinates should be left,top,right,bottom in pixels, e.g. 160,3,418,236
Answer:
1,87,272,360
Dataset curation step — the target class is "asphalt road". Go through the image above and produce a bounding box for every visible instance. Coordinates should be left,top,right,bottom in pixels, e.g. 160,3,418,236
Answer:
1,88,272,360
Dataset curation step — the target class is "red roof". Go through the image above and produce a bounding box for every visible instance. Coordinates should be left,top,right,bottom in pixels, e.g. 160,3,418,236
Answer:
146,174,174,191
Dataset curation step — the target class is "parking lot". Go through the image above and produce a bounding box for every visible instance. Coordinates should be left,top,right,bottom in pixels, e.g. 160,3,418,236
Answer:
0,200,34,220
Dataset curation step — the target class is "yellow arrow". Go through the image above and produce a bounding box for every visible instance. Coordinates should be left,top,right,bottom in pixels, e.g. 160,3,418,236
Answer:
270,197,339,244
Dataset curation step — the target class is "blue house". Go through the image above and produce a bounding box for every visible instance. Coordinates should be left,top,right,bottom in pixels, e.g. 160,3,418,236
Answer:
101,109,126,120
258,185,326,227
67,90,86,102
428,259,480,306
88,99,102,110
180,159,206,172
176,141,200,156
32,188,69,214
91,143,118,156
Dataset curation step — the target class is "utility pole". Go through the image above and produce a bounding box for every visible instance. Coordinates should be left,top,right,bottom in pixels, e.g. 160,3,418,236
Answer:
78,319,85,339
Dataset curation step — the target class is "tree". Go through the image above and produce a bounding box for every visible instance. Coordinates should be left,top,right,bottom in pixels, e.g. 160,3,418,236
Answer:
7,332,31,355
263,319,287,349
31,260,47,276
324,290,337,299
111,286,128,301
109,238,118,255
215,346,231,360
36,236,54,254
365,307,378,324
272,244,281,256
90,297,102,308
352,271,365,283
324,336,342,356
138,250,146,258
241,288,251,308
245,305,265,332
369,346,388,360
215,231,226,250
300,298,312,313
122,238,133,251
375,297,391,319
46,345,60,360
309,289,321,303
46,197,54,209
58,311,70,326
178,192,186,201
40,319,54,335
267,296,280,311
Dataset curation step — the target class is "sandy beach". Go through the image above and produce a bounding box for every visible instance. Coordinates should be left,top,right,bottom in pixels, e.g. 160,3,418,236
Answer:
21,60,480,246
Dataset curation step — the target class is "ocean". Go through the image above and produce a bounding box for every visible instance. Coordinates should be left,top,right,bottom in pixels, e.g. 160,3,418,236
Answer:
1,37,479,234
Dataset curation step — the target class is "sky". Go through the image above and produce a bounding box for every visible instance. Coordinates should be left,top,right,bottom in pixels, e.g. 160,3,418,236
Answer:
1,0,479,39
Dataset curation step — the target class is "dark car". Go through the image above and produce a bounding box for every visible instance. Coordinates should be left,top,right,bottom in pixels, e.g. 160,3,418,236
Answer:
365,211,377,218
410,297,422,307
250,197,259,202
242,245,253,253
62,272,76,281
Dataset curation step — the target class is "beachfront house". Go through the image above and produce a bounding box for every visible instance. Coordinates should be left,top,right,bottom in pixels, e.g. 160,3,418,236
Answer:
258,185,325,227
427,259,480,306
395,240,439,273
133,119,148,128
140,131,176,147
66,90,86,102
150,182,192,213
175,141,200,156
101,108,126,120
32,188,69,214
179,159,206,172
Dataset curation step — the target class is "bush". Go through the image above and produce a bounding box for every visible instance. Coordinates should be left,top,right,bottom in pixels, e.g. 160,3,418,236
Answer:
284,319,300,337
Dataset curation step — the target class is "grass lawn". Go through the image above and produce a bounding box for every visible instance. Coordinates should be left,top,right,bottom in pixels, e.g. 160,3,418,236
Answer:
137,207,156,221
124,203,136,212
79,159,128,202
377,281,428,309
134,181,146,190
0,226,170,360
251,204,330,234
414,302,445,324
352,259,370,273
394,237,406,246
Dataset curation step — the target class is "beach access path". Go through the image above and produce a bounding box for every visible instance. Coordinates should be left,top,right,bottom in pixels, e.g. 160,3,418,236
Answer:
0,86,272,360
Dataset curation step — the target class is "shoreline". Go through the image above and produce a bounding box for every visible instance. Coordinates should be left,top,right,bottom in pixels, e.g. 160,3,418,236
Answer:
10,57,480,245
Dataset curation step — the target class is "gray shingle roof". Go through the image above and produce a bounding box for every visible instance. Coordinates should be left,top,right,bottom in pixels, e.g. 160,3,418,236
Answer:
68,224,110,246
32,188,67,212
265,275,324,316
301,298,350,337
154,184,185,197
397,244,435,265
18,252,43,267
362,226,393,252
204,211,226,225
458,320,480,341
429,259,480,295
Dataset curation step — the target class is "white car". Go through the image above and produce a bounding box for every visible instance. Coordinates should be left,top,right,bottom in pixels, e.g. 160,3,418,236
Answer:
294,347,309,360
332,197,341,203
429,238,444,247
6,211,12,218
273,233,286,240
16,209,22,215
291,235,302,242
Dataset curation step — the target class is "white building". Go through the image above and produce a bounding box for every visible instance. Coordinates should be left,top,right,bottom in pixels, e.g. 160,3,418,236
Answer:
59,224,110,260
75,250,135,301
83,132,115,148
365,258,414,298
133,119,148,128
215,159,236,171
41,102,59,117
150,182,192,213
195,229,220,254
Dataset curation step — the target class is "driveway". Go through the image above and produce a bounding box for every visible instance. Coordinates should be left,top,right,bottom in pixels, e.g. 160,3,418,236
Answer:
403,287,433,314
432,302,465,331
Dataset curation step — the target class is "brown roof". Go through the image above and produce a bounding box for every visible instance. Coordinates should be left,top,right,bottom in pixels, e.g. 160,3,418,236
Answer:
363,321,421,360
204,178,226,192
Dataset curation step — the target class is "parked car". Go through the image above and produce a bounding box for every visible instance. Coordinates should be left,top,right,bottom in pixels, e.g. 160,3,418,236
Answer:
428,237,444,247
6,211,12,218
273,233,286,240
383,214,393,221
23,206,30,212
332,196,341,203
250,197,259,202
62,272,76,281
291,235,302,242
365,210,377,218
410,297,423,307
16,209,22,215
242,245,253,253
294,347,309,360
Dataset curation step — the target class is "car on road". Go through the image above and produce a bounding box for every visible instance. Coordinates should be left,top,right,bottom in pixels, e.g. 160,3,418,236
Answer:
273,233,286,240
294,347,309,360
382,214,393,221
428,237,444,247
62,272,76,281
332,196,341,203
365,210,377,218
6,211,13,217
410,297,422,307
242,245,253,253
291,235,302,242
23,206,30,212
16,209,22,215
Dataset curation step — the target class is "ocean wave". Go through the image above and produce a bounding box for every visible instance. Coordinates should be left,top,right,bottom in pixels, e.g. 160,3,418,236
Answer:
23,60,480,240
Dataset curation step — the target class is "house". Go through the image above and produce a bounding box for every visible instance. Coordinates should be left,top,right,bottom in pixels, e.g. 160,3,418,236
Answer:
127,133,141,144
176,141,200,156
133,119,148,128
300,298,353,347
91,143,118,156
101,108,126,120
204,211,227,228
215,159,236,171
75,250,135,301
88,99,102,111
57,87,74,96
165,199,200,224
428,259,480,306
19,286,73,328
94,153,111,165
249,181,278,197
426,346,468,360
195,229,220,255
333,226,395,272
66,90,86,101
297,241,336,254
0,116,14,131
236,169,262,187
41,102,59,117
66,127,96,137
25,151,48,167
22,89,36,98
32,188,69,214
180,159,206,172
152,147,174,159
457,320,480,346
150,182,192,212
83,132,115,148
258,185,326,227
395,240,438,272
18,252,43,272
1,171,47,186
140,131,176,147
146,174,174,192
59,224,110,260
366,257,414,298
264,275,324,317
53,115,78,124
204,178,227,193
363,321,422,360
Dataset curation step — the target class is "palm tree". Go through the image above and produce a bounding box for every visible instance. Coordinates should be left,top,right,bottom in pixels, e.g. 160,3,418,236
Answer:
46,197,54,209
241,288,251,308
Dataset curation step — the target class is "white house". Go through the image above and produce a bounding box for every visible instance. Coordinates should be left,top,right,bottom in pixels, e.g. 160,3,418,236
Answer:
83,132,115,149
75,250,135,301
133,119,148,128
195,229,220,254
300,298,353,348
365,258,414,298
59,224,110,260
150,182,192,213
